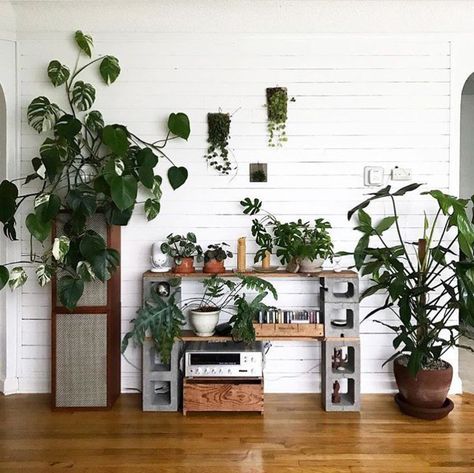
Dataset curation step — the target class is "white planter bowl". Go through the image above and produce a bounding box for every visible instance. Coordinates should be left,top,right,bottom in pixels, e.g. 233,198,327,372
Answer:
189,309,220,337
298,257,324,273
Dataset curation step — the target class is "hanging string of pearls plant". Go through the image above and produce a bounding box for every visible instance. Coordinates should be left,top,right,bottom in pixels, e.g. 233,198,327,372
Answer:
266,87,294,147
205,112,233,175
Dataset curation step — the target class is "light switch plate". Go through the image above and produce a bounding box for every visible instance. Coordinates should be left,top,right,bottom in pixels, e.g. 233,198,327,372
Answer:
392,167,412,181
364,166,384,187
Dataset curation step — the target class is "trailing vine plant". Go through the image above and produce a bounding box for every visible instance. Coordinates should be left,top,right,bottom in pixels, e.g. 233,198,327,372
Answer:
266,87,290,147
205,112,232,175
0,31,191,309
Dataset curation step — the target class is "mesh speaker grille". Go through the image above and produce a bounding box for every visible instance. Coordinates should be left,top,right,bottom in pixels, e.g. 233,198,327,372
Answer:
55,214,108,307
55,313,108,407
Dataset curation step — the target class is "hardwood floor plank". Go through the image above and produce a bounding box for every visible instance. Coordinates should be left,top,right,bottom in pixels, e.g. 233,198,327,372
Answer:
0,394,473,472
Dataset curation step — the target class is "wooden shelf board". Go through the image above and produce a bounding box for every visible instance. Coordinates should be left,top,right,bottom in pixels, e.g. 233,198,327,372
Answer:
179,330,324,342
143,269,357,279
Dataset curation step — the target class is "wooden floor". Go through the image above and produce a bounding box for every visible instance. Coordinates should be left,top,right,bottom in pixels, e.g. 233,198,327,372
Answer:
1,394,474,473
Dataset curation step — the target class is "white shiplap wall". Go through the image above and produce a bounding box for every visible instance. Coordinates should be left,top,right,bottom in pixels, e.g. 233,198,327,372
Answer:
16,33,453,393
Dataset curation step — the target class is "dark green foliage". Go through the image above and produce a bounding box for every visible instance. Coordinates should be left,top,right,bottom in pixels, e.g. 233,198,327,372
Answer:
204,242,233,263
121,289,185,364
230,292,268,343
346,183,474,376
266,87,288,147
250,169,267,182
206,113,232,175
160,233,203,266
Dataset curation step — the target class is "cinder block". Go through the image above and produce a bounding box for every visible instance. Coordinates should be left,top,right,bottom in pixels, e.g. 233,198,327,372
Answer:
322,339,360,412
322,302,359,338
321,277,359,304
142,340,182,412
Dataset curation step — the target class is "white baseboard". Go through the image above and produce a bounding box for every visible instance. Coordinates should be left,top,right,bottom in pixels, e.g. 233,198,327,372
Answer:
0,376,19,395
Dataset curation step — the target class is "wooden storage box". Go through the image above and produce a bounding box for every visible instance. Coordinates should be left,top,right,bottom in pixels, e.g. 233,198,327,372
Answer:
183,378,264,415
253,323,324,338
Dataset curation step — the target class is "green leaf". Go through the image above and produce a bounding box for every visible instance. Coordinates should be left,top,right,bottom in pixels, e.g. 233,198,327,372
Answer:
136,148,158,168
358,208,372,228
40,137,68,163
99,56,121,85
168,112,190,140
85,110,104,132
66,185,97,217
58,275,84,310
76,261,96,282
240,197,262,215
151,176,162,199
375,216,397,235
35,193,61,223
102,125,129,156
71,81,96,111
79,231,106,261
55,114,81,139
0,180,18,224
354,234,369,270
104,203,134,226
167,166,188,190
27,96,60,133
47,60,70,87
138,166,154,189
110,175,138,211
26,213,51,242
35,264,53,287
392,183,423,196
144,198,160,221
0,265,9,290
52,236,70,262
8,267,27,290
74,30,93,57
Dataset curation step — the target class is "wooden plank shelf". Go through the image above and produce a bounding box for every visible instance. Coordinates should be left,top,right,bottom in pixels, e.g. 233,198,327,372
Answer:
179,329,324,342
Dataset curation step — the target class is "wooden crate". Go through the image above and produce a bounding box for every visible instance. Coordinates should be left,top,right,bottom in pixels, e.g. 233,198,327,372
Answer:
183,378,264,415
253,323,324,338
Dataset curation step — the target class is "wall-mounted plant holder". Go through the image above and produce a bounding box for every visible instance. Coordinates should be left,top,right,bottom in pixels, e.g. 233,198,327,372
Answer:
266,87,288,147
206,112,232,175
249,163,268,182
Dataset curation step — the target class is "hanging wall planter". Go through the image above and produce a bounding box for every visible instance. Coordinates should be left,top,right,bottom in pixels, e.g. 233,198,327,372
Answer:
266,87,288,147
206,112,232,175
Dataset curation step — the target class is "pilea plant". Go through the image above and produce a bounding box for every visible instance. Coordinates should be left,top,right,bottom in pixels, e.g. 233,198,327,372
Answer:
204,243,233,263
205,112,232,175
0,31,191,309
160,233,203,266
266,87,289,147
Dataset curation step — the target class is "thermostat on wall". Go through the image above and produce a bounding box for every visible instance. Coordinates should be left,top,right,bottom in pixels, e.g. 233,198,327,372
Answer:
364,166,384,187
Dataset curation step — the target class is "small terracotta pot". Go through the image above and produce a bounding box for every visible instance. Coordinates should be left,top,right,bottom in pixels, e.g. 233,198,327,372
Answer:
203,258,225,274
172,257,195,274
394,356,453,409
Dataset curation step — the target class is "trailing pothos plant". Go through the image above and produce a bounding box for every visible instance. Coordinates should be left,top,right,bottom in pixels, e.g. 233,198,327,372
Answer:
122,275,278,361
0,31,191,309
344,183,474,376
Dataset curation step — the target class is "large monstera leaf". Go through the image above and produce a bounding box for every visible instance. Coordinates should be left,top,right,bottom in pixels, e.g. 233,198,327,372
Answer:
71,81,96,111
27,96,60,133
47,60,70,87
74,30,93,57
100,56,121,85
85,110,104,132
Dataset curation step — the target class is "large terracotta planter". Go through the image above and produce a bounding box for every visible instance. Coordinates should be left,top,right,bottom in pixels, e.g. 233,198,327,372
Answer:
203,258,225,274
172,257,195,274
394,356,453,409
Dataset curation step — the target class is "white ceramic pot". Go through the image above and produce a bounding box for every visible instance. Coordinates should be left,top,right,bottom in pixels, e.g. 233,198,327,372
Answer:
189,309,220,337
298,257,324,273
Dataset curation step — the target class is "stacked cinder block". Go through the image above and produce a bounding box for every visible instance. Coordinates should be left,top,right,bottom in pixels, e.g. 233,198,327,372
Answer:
141,276,182,412
320,275,360,412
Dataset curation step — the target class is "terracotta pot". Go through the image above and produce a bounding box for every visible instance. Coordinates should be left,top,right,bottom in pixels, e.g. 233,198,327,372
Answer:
203,258,225,274
394,356,453,409
172,257,195,274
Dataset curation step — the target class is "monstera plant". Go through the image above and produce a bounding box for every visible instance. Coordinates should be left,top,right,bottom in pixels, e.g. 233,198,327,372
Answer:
0,31,191,309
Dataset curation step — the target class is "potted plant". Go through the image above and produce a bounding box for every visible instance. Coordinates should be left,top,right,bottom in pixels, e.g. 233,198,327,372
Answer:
184,275,277,337
241,197,334,272
266,87,288,147
346,183,474,419
205,112,233,175
0,30,191,309
160,233,203,274
203,242,233,274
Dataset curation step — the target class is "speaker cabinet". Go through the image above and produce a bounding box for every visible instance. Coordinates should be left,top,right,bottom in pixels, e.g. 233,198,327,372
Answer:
51,214,121,410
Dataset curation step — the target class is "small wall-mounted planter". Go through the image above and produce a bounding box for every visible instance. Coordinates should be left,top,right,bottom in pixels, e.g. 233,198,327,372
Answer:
206,112,232,175
249,163,267,182
266,87,288,147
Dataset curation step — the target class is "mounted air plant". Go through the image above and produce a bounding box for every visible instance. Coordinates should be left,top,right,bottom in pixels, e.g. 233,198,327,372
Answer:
205,112,232,175
266,87,289,147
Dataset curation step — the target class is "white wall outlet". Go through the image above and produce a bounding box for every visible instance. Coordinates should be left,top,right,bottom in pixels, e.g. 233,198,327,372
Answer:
391,167,412,181
364,166,384,187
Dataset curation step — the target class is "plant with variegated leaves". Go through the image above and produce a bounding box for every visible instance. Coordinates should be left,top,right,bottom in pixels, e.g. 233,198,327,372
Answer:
0,31,191,309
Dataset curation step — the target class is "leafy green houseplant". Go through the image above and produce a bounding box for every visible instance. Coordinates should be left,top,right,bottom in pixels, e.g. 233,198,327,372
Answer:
206,113,233,175
347,183,474,417
266,87,289,147
241,197,334,271
203,242,233,274
0,31,191,309
122,275,277,358
160,233,203,274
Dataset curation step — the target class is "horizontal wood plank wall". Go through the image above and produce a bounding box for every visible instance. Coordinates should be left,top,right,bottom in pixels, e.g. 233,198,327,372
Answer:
17,34,452,393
